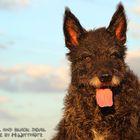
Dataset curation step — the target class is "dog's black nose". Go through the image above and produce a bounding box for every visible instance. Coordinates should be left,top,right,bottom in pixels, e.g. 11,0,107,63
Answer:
99,73,112,82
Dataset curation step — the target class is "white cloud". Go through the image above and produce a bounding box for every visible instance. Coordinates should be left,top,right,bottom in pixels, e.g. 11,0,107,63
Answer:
0,96,10,104
0,44,7,49
126,49,140,59
127,2,140,39
127,0,140,16
0,109,16,121
129,21,140,31
126,49,140,78
0,64,70,93
131,3,140,16
0,0,31,9
128,21,140,39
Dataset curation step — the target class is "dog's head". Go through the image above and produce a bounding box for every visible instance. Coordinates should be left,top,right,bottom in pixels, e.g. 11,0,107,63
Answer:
63,3,127,108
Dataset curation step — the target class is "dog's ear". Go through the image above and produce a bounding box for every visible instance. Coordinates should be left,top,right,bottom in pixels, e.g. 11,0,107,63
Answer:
63,8,85,49
107,3,127,45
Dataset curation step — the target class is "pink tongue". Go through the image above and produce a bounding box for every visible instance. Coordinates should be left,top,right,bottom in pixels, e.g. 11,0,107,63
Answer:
96,89,113,107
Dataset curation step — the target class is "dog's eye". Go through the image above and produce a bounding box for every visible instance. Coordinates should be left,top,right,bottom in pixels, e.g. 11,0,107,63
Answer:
111,52,120,58
83,56,91,62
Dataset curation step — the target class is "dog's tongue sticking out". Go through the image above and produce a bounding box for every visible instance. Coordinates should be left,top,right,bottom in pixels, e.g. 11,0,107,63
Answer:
96,89,113,107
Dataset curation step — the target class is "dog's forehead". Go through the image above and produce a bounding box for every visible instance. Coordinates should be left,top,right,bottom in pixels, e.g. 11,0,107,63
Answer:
79,28,117,54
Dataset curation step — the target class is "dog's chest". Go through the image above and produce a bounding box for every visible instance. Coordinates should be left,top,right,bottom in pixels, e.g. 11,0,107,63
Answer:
92,129,108,140
92,129,105,140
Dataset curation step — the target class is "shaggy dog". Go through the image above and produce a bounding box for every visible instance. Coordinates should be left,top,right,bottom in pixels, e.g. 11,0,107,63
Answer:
52,3,140,140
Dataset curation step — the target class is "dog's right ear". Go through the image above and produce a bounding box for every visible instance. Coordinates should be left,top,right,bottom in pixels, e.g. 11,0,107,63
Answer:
63,8,85,49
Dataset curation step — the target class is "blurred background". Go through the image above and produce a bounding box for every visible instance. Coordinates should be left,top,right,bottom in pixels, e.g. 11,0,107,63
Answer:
0,0,139,139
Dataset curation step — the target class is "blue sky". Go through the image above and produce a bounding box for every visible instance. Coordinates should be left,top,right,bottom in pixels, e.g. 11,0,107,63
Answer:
0,0,140,139
0,0,140,93
0,0,139,67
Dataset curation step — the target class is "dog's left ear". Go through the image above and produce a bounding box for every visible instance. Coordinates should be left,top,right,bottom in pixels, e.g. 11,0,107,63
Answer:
107,3,127,45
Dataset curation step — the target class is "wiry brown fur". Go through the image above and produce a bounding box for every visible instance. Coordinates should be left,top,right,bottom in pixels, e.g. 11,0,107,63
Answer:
52,3,140,140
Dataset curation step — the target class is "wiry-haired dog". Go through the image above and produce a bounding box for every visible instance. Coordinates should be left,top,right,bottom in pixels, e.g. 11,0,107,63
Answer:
52,3,140,140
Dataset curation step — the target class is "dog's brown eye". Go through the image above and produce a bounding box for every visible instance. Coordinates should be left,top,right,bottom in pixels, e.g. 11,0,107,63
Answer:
111,52,120,58
84,56,91,62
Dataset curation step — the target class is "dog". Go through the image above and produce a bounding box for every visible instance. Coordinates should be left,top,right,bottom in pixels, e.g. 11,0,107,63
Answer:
52,3,140,140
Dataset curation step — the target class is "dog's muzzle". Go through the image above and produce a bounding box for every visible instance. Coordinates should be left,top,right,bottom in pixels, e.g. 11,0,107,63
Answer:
89,75,120,107
89,75,120,88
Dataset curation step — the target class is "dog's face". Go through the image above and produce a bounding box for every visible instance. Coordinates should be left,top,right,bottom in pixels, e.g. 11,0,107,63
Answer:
63,4,127,107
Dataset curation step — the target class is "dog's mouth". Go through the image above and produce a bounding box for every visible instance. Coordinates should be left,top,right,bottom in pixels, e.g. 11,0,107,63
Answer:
96,88,113,108
89,75,120,108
